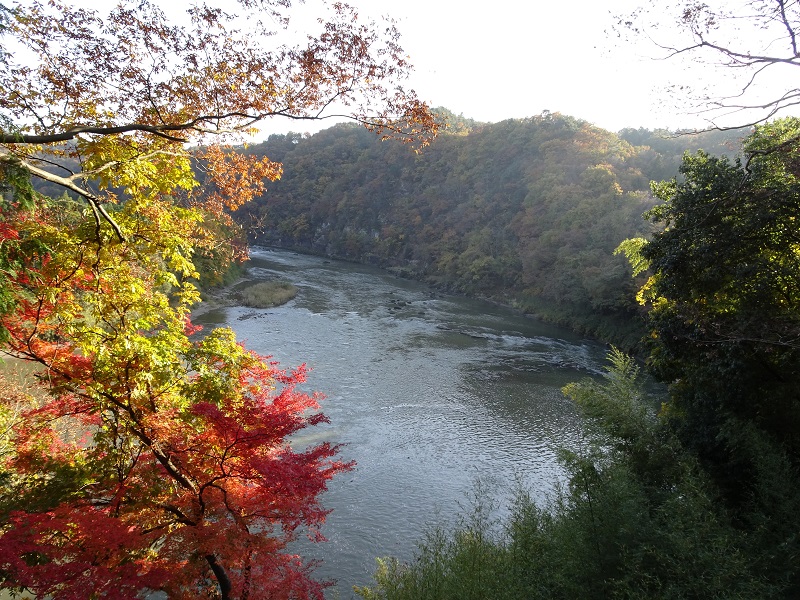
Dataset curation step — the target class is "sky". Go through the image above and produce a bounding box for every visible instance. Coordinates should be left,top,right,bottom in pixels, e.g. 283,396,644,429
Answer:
351,0,665,131
263,0,799,137
260,0,722,136
57,0,800,137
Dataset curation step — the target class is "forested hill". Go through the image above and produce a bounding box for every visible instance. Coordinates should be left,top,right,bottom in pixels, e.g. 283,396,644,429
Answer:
238,112,745,347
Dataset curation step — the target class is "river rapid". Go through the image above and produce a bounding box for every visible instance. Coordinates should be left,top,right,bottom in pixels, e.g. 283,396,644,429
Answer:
191,247,611,597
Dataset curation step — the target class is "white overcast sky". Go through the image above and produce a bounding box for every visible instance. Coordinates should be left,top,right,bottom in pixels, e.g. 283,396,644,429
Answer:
270,0,799,136
58,0,800,136
358,0,665,131
266,0,720,135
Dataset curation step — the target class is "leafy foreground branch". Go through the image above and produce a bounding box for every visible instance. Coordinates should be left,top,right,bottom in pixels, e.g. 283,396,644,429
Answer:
0,0,438,213
356,350,787,599
0,191,352,598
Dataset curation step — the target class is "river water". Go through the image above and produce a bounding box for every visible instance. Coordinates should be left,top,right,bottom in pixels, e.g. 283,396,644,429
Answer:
192,247,611,597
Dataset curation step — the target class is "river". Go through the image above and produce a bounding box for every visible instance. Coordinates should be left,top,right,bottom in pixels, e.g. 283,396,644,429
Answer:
191,247,611,597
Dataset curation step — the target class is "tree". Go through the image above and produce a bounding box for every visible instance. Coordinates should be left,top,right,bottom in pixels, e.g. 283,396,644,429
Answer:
0,189,358,599
0,1,436,597
617,118,800,593
627,118,800,467
618,0,800,128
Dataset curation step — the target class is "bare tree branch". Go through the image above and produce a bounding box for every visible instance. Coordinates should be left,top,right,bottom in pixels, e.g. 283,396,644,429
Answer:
618,0,800,128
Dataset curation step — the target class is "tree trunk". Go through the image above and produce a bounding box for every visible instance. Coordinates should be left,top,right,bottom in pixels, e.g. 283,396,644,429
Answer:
206,554,233,600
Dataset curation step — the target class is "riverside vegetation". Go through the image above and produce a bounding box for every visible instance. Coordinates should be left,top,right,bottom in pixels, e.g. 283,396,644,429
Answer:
238,281,298,308
238,113,746,350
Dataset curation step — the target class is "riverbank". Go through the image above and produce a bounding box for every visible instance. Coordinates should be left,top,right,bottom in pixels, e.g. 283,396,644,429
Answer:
190,277,249,319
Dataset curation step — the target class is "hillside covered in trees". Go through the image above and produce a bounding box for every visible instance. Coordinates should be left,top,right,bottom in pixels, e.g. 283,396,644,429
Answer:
239,112,745,346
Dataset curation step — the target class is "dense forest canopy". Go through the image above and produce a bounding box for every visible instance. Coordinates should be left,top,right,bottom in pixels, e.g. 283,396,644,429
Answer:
237,113,747,345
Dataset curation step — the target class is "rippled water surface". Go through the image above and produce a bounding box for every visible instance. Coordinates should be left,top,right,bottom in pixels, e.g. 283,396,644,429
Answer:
192,247,610,597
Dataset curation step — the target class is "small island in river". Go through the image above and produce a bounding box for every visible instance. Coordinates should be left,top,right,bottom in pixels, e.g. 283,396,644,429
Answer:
237,280,298,308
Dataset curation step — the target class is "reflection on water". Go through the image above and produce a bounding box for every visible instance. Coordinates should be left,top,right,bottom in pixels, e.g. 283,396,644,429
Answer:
192,247,609,598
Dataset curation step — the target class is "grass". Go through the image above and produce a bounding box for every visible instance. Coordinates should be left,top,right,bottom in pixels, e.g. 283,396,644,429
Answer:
238,281,298,308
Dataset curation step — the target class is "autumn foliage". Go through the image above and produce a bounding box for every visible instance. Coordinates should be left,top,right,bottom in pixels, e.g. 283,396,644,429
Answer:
0,188,353,598
0,0,435,597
